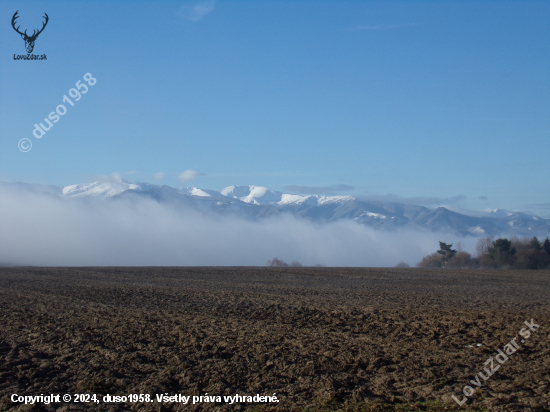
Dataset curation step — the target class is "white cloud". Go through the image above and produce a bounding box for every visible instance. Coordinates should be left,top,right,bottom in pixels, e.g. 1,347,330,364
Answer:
177,0,215,22
178,169,201,182
153,172,165,180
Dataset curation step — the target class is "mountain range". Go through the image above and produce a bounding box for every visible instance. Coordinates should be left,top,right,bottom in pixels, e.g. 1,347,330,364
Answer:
2,180,549,238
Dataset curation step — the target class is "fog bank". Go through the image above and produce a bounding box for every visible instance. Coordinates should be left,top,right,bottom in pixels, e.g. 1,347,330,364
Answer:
0,188,477,267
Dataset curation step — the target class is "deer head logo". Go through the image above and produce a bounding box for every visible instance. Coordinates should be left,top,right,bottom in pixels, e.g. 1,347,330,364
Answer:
11,11,49,53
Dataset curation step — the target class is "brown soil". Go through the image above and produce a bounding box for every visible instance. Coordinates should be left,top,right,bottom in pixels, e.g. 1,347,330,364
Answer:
0,267,549,412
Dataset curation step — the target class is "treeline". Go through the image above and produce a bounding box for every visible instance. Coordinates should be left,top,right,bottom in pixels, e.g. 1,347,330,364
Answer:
267,258,326,267
417,237,550,270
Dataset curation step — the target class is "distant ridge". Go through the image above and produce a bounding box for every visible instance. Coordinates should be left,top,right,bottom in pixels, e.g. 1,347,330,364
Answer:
1,180,549,237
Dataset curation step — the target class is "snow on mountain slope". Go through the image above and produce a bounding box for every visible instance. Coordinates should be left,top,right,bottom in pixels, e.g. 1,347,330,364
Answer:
62,180,159,198
57,181,353,207
484,209,514,218
220,185,353,207
220,185,283,205
181,187,227,198
444,206,515,219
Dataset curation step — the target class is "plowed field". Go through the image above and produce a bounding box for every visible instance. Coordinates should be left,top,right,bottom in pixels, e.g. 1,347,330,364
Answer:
0,267,548,411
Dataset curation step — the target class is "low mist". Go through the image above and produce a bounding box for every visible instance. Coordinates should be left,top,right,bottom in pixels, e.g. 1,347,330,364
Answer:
0,188,478,267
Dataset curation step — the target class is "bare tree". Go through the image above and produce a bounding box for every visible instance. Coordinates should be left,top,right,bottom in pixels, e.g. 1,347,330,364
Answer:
267,257,288,267
446,251,479,269
476,237,494,258
416,252,444,268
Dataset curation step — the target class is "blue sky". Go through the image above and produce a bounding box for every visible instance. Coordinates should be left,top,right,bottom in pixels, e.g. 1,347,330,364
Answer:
1,0,549,215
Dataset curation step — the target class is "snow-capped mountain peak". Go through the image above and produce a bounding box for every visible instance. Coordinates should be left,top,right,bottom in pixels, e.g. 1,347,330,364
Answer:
181,187,227,198
220,185,284,205
219,185,353,207
2,179,548,237
61,179,158,198
57,180,353,207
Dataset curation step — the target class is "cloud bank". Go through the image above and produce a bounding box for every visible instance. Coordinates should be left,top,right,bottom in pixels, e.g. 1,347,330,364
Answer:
0,187,477,267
